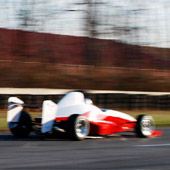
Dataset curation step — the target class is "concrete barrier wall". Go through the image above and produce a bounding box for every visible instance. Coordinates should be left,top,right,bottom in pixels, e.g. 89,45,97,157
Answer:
1,92,170,110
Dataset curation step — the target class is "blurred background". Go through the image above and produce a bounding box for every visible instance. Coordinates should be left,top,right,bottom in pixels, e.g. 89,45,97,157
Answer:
0,0,170,91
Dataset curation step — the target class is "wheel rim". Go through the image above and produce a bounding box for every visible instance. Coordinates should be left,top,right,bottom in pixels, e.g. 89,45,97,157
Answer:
75,118,89,138
141,116,154,136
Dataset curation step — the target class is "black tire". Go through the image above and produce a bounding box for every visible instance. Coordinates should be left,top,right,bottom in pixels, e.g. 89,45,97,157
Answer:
136,114,155,138
66,114,90,141
10,111,33,137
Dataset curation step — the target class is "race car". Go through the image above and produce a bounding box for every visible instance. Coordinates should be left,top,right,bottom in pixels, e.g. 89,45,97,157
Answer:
7,91,162,140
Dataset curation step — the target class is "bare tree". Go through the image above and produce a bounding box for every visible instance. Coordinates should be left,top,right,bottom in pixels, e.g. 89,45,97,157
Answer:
74,0,106,66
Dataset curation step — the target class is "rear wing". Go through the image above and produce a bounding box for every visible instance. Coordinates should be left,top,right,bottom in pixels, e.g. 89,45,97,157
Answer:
7,97,24,123
7,97,58,133
7,97,41,122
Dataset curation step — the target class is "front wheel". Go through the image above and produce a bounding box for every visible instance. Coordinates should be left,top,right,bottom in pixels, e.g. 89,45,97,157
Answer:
66,114,90,140
135,114,155,137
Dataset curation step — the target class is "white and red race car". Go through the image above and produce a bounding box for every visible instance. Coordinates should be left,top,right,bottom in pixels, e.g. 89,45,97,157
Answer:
7,91,162,140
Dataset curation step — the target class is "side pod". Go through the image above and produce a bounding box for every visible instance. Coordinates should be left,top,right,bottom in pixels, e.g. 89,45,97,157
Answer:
7,97,24,126
41,100,58,133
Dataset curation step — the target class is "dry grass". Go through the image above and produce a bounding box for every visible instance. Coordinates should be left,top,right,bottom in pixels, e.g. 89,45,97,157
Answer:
1,62,170,92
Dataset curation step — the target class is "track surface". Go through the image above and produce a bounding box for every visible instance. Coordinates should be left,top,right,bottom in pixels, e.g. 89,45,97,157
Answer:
0,128,169,169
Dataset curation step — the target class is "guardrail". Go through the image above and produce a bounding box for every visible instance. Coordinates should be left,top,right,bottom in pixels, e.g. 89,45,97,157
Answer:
1,91,170,110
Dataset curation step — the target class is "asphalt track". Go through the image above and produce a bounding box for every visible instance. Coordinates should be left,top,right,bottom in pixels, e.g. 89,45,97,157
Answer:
0,128,169,169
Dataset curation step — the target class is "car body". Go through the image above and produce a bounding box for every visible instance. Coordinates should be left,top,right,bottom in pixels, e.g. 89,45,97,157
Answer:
7,91,162,140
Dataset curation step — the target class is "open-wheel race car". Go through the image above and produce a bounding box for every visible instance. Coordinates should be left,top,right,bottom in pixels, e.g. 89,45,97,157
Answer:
7,91,162,140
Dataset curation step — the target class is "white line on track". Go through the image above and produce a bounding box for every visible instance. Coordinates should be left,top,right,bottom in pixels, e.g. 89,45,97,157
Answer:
86,136,104,139
136,143,170,147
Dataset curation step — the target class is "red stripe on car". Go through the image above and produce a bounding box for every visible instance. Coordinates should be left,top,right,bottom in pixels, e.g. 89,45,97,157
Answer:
55,117,68,121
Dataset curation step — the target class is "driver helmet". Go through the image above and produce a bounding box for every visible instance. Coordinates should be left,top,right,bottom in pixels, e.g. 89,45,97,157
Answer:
84,98,93,105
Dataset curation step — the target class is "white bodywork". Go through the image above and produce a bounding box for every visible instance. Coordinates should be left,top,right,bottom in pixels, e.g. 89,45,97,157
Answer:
7,97,24,123
56,92,102,121
41,100,58,133
101,109,136,122
56,92,136,122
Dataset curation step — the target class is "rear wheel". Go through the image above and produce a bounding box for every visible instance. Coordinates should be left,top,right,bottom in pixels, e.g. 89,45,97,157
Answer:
67,114,90,140
10,111,32,137
136,114,155,137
